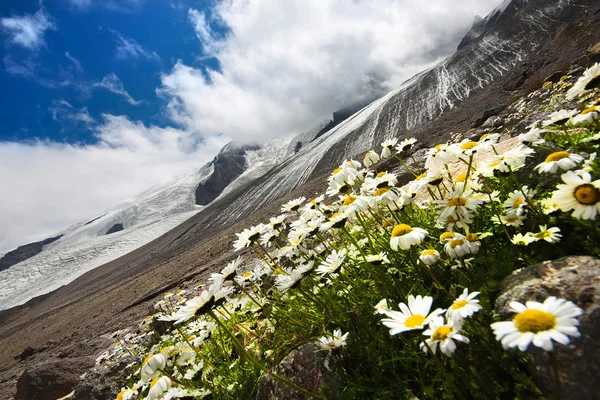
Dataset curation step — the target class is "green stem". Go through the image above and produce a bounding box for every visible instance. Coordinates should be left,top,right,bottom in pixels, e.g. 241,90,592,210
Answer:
207,311,325,399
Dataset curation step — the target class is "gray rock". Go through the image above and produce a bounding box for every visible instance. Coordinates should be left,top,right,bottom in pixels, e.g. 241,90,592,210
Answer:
481,115,504,129
256,343,340,400
73,355,136,400
495,256,600,400
15,356,96,400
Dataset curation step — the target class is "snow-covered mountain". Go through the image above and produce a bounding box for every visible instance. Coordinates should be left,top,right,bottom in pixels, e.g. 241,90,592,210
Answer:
0,138,294,310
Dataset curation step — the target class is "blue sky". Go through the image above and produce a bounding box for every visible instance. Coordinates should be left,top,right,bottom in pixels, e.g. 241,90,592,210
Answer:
0,0,218,144
0,0,501,251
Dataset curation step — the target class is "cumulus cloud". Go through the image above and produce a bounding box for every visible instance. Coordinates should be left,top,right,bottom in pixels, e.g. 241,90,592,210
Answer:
0,9,56,50
112,29,160,61
94,73,141,105
160,0,500,144
0,116,228,251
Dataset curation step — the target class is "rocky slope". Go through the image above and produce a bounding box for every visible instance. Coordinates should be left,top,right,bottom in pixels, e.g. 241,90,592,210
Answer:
1,0,599,397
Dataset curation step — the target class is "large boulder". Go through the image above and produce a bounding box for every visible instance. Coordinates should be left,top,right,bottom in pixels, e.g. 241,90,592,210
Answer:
15,356,96,400
495,256,600,400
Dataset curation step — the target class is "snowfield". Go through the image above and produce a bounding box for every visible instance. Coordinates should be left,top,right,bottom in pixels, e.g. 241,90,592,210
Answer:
0,138,295,310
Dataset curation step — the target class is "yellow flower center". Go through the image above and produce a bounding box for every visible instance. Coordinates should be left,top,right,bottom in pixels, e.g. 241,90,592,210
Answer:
142,354,153,366
404,314,426,328
435,144,444,150
542,81,553,90
374,187,390,196
333,167,343,175
117,389,128,400
377,171,387,178
440,232,454,241
512,197,525,209
452,299,468,310
365,151,373,157
243,271,253,278
545,151,571,163
536,230,552,239
422,249,437,256
343,195,357,206
514,309,556,333
392,224,413,237
431,325,453,341
449,239,464,248
581,107,597,115
466,233,478,242
416,173,427,180
454,173,467,182
331,212,342,219
489,161,500,168
574,184,600,205
149,377,161,389
448,197,468,207
479,133,490,142
461,141,478,150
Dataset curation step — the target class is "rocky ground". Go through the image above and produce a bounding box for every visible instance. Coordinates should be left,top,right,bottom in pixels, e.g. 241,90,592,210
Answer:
1,3,600,399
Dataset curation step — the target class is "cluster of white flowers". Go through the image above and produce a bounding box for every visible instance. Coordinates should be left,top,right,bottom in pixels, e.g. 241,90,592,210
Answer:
101,62,600,400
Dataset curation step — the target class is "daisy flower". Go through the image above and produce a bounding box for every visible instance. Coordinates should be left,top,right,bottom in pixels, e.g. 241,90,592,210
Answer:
511,233,538,246
316,329,349,351
363,150,380,167
141,354,166,383
566,62,600,99
444,236,472,258
446,288,482,323
490,297,583,351
419,249,440,265
380,138,398,158
374,299,389,315
281,197,307,213
173,290,216,323
570,106,599,124
518,127,545,145
534,151,584,174
542,109,578,126
315,249,347,276
365,252,390,265
147,376,172,400
395,137,417,153
504,187,535,217
551,171,600,219
380,295,444,335
233,225,266,251
390,224,428,251
420,316,469,357
534,225,562,243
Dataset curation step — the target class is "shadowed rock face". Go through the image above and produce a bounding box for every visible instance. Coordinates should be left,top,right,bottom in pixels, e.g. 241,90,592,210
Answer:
194,143,260,206
457,0,530,51
0,235,62,272
105,224,123,235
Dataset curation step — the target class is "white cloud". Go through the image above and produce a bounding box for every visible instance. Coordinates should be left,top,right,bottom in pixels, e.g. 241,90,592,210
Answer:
112,29,160,61
0,9,56,50
94,73,141,105
49,99,95,129
65,52,83,72
160,0,500,144
0,116,228,251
